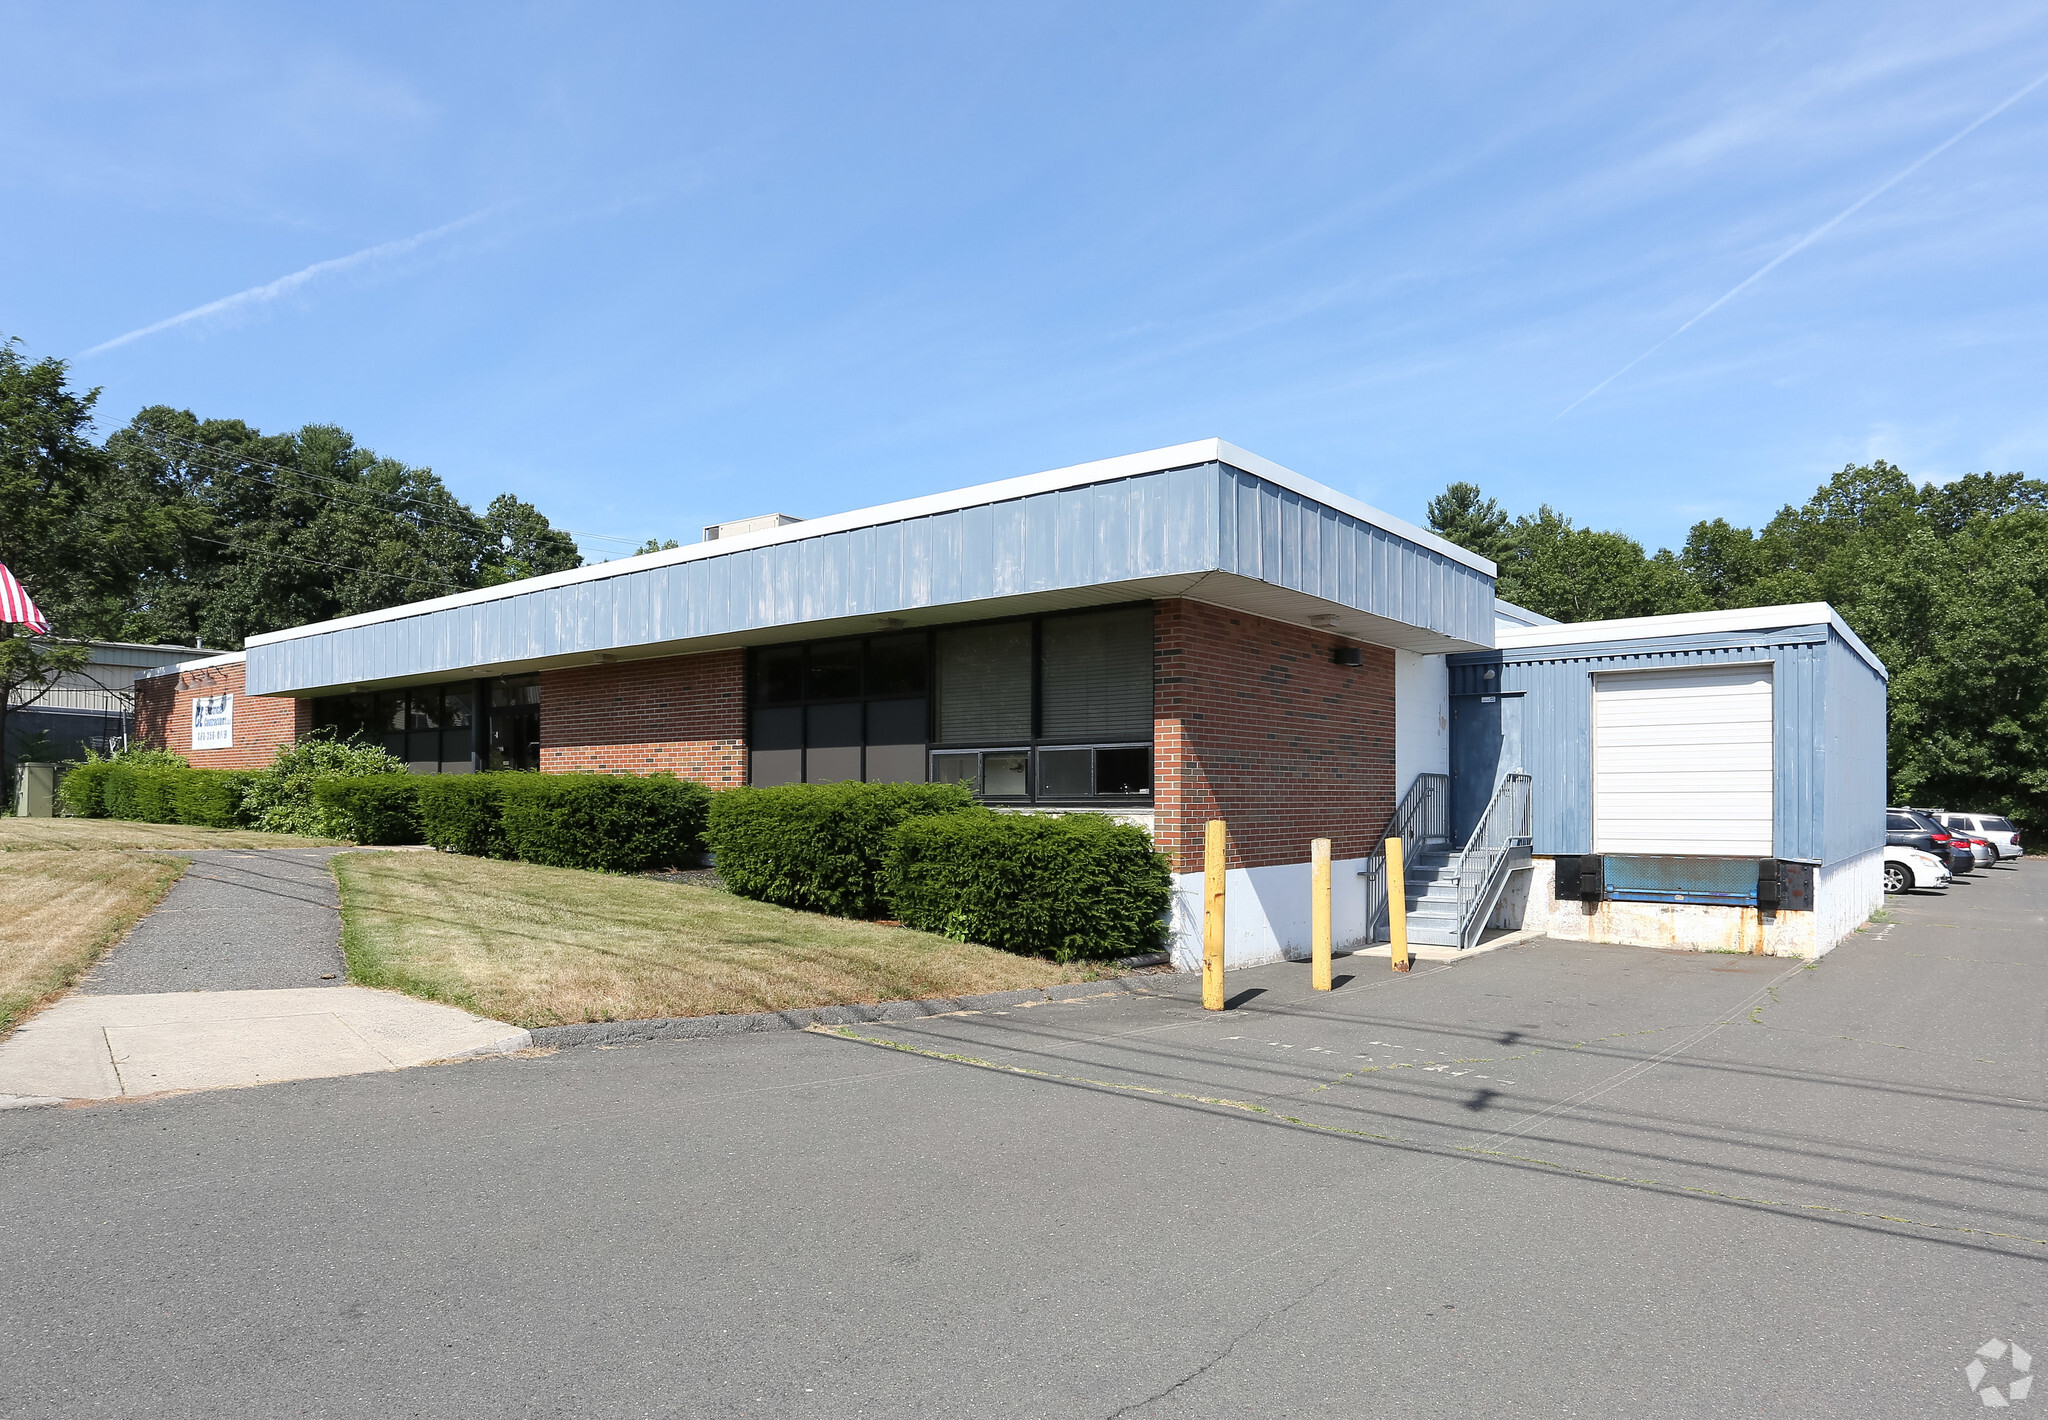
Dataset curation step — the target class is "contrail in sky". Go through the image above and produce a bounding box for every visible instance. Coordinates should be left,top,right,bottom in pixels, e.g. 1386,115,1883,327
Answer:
1555,65,2048,420
75,208,499,359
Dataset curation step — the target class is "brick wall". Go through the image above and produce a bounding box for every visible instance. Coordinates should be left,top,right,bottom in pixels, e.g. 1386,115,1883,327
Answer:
539,649,747,786
1152,598,1396,872
133,658,311,770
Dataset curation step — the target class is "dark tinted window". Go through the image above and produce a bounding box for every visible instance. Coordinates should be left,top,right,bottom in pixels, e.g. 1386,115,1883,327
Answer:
806,640,864,700
1041,608,1152,741
868,634,926,696
936,622,1032,742
1096,746,1151,796
756,647,803,704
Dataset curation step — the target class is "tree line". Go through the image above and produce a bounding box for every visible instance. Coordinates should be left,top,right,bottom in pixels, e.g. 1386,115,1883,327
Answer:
0,335,582,651
1426,467,2048,828
1,333,584,784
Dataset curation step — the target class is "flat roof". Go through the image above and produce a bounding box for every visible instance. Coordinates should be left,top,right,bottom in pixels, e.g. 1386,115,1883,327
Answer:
244,439,1494,651
1492,602,1886,678
142,650,246,680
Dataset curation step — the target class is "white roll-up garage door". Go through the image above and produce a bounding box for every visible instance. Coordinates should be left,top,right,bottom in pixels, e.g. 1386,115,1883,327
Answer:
1592,664,1774,856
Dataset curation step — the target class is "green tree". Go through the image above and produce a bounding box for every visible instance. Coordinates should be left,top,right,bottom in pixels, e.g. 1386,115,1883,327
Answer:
1494,506,1706,621
1425,482,1512,565
484,494,583,584
104,407,583,648
0,336,184,639
634,537,680,555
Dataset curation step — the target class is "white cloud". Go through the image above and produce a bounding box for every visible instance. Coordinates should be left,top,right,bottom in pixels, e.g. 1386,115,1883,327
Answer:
74,207,500,359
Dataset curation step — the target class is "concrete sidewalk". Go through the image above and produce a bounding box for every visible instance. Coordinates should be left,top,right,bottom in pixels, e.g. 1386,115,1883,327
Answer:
1,847,525,1106
0,986,528,1105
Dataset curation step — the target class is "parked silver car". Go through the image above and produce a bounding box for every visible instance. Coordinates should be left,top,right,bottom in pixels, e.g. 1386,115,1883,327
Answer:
1936,812,2025,861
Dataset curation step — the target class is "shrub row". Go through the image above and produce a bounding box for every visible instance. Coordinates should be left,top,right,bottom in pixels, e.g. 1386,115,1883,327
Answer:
311,771,713,871
706,782,1171,960
62,762,260,828
424,772,710,872
706,781,977,918
886,810,1171,961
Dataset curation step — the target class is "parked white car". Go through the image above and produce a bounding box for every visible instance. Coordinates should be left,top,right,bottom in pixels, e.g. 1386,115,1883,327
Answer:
1936,812,2025,861
1883,845,1951,894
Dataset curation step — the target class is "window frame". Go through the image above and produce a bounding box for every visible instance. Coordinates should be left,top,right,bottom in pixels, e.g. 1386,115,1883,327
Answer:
747,602,1155,805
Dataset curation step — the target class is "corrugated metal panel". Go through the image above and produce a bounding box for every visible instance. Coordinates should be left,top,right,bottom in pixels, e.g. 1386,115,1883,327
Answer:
249,460,1495,695
1450,629,1851,862
1824,629,1889,862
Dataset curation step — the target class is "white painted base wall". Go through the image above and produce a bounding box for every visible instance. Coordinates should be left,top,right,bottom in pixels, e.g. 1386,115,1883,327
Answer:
1167,855,1373,970
1518,848,1882,960
1394,650,1450,791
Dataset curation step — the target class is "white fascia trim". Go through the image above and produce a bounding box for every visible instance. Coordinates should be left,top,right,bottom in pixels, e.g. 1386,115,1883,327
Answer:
140,650,247,681
1492,598,1557,627
243,439,1497,649
1493,602,1887,678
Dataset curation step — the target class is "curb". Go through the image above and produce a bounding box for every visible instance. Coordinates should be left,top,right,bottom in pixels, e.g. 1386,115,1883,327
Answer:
526,974,1169,1050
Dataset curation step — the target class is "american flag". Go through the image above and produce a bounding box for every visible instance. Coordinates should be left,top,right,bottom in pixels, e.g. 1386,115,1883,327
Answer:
0,562,50,635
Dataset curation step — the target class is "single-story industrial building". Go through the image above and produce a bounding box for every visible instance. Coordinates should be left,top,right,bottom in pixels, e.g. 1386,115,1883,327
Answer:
134,439,1886,964
1448,602,1889,957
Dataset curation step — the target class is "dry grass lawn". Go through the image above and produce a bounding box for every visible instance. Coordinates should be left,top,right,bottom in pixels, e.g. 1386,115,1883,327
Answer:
0,818,341,852
334,850,1104,1028
0,850,188,1035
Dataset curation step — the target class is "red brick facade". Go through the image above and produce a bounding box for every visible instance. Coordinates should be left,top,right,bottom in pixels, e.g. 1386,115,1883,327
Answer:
1151,598,1396,873
539,649,747,786
133,658,312,770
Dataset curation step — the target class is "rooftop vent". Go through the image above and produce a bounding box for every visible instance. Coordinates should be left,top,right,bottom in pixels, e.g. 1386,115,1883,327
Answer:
703,512,804,542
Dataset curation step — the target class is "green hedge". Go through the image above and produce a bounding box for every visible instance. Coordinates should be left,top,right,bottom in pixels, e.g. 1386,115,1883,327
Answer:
84,765,255,827
173,770,258,828
59,759,117,818
885,811,1172,961
102,766,187,823
312,775,422,845
416,774,523,858
498,773,709,872
706,781,978,918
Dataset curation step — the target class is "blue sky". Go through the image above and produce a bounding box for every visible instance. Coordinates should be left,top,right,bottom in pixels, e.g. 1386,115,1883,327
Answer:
7,3,2047,560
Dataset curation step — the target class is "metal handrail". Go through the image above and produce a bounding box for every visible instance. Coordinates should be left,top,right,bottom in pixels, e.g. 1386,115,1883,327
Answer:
1359,772,1449,941
1452,772,1533,950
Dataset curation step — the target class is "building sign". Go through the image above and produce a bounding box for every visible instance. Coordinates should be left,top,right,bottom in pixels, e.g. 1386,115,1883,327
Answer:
191,693,234,750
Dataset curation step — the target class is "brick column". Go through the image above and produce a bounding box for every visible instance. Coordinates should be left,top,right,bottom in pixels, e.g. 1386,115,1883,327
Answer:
1152,598,1395,873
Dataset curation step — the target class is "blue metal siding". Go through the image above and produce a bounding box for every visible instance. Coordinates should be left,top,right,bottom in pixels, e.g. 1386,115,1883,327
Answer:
1449,628,1860,862
249,461,1495,695
1824,630,1889,862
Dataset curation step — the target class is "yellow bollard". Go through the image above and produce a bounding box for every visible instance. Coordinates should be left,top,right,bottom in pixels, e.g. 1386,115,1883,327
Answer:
1386,836,1411,973
1311,838,1333,991
1203,819,1227,1010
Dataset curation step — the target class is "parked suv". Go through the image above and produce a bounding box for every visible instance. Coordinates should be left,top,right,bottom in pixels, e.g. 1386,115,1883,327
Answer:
1911,808,1994,868
1887,808,1975,874
1937,811,2025,861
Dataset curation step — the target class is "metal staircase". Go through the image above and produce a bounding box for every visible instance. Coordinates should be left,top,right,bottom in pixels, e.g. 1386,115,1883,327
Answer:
1363,772,1534,950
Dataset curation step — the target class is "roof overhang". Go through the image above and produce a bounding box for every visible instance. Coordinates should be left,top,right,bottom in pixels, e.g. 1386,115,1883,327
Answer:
1487,602,1886,678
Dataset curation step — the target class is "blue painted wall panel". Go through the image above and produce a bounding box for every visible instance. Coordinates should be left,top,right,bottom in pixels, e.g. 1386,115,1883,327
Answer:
1825,631,1890,862
249,459,1495,695
1449,625,1884,865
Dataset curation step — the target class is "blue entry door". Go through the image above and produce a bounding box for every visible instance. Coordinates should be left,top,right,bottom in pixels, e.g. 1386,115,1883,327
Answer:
1449,693,1522,845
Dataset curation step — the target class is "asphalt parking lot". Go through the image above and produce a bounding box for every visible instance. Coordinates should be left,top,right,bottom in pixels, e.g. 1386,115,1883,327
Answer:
2,860,2040,1418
